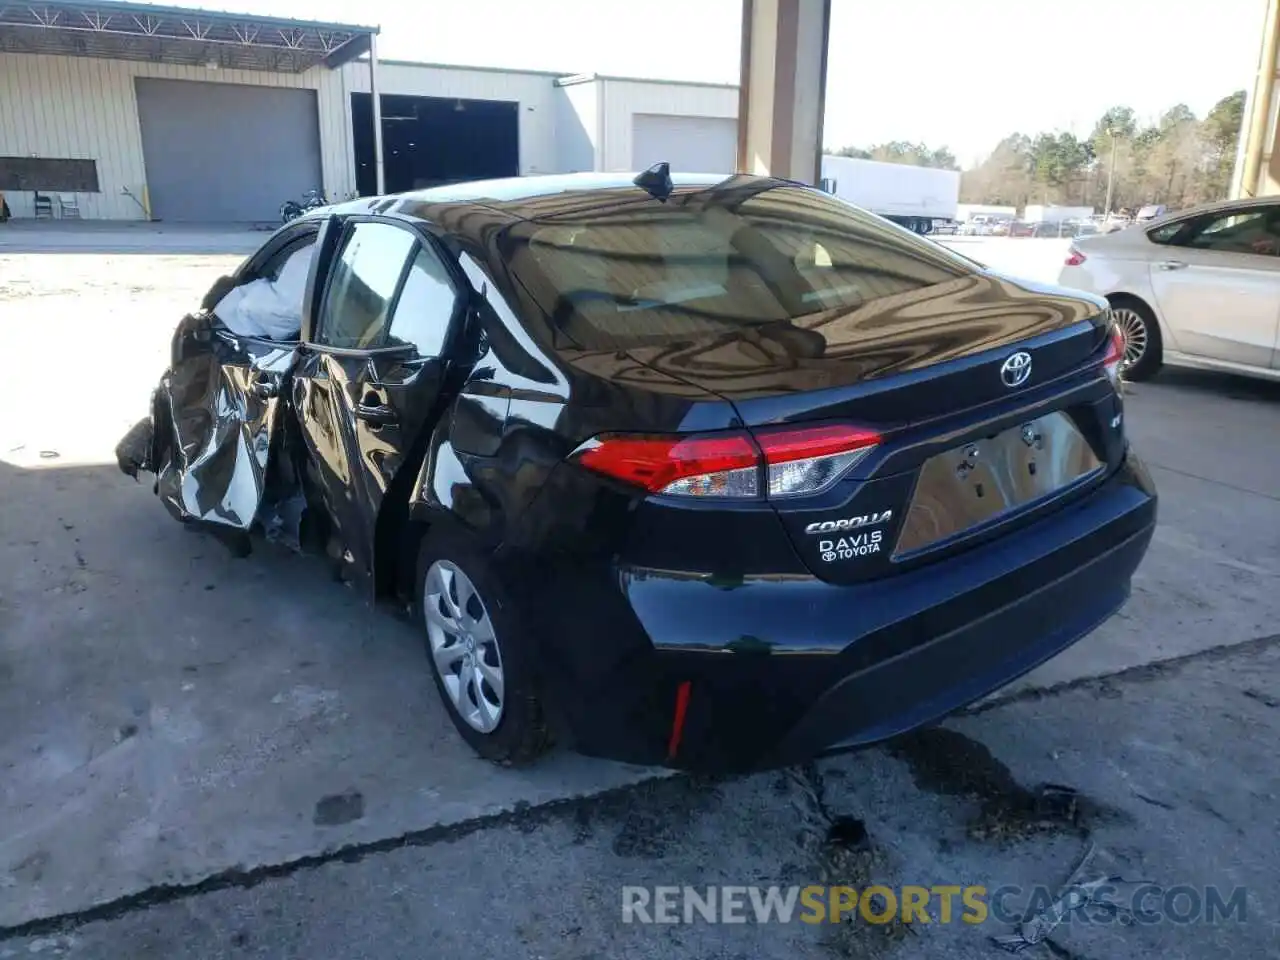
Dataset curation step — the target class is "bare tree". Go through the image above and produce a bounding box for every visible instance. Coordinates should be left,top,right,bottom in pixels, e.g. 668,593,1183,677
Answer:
839,91,1248,212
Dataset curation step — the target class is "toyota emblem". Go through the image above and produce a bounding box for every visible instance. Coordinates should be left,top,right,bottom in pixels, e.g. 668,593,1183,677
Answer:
1000,351,1032,388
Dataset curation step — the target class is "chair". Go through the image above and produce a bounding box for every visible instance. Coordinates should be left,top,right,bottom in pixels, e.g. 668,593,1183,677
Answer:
33,192,54,219
57,193,81,219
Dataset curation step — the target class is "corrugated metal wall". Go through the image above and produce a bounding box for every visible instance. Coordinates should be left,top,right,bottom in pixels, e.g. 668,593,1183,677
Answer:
341,61,561,177
598,79,738,171
555,78,599,172
0,53,351,220
0,53,744,220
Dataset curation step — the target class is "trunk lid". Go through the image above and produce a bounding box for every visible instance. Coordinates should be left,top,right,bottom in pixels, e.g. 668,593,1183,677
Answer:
623,270,1109,428
623,273,1120,585
498,177,1119,584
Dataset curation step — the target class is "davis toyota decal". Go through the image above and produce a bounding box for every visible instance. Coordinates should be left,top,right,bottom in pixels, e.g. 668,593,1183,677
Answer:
804,510,894,563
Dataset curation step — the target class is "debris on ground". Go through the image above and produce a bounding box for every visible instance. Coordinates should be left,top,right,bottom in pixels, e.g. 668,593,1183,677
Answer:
991,842,1157,953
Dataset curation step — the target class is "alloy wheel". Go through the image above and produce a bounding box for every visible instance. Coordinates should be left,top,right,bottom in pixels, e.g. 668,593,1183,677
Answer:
1111,307,1148,369
423,559,505,733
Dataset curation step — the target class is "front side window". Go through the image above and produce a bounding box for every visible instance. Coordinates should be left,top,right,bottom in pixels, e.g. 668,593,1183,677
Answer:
1191,208,1280,256
316,222,417,348
503,185,976,351
1156,206,1280,257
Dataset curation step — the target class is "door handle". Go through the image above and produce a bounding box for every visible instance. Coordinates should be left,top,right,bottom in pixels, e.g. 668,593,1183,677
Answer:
1155,259,1188,271
354,401,397,426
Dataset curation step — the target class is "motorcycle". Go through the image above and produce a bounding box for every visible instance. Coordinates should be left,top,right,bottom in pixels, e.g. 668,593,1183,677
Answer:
280,188,327,224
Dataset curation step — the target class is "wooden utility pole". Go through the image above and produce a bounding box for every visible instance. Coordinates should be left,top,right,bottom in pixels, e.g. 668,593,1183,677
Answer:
1236,0,1280,197
1104,129,1119,216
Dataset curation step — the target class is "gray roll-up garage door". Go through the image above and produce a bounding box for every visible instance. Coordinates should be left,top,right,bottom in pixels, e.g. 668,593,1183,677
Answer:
135,78,323,223
632,114,738,173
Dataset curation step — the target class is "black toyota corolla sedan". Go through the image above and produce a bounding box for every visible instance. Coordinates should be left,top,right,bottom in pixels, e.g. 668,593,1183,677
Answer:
117,167,1156,773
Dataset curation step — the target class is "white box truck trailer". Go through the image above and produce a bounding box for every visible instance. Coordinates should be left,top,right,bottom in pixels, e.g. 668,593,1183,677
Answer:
956,204,1017,222
1023,204,1095,224
819,155,961,234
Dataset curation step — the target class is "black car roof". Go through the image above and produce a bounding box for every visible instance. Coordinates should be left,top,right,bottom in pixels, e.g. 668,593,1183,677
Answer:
315,172,787,225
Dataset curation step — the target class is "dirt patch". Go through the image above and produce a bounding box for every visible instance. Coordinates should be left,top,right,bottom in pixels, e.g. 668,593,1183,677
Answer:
887,727,1126,843
314,791,365,827
783,765,912,959
569,774,722,859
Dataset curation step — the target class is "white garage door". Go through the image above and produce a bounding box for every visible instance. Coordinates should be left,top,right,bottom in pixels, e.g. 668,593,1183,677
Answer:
632,114,737,173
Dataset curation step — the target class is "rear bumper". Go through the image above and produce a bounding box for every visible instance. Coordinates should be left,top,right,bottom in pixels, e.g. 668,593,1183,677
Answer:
768,509,1149,766
523,454,1156,773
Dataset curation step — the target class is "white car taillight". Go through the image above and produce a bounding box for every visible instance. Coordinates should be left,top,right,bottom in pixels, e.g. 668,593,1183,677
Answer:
572,424,882,500
755,424,881,498
1065,248,1087,267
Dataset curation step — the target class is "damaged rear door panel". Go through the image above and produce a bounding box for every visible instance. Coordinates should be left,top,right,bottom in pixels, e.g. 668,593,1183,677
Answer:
290,216,470,586
117,212,471,587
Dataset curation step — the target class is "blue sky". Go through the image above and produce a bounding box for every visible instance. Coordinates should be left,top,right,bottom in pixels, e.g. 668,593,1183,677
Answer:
164,0,1264,164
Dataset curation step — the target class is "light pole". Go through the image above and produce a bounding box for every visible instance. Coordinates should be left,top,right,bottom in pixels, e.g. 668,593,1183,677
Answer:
1104,126,1119,217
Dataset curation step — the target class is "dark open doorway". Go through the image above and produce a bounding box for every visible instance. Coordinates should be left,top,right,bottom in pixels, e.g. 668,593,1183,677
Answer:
351,93,520,196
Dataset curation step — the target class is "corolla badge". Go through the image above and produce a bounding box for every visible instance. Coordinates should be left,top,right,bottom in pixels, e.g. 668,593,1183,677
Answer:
1000,351,1033,388
804,510,893,535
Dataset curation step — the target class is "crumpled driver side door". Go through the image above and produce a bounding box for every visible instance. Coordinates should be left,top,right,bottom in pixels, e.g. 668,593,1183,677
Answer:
145,223,322,535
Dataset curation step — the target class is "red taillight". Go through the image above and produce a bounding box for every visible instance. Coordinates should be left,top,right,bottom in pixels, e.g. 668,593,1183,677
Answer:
1102,322,1125,385
572,423,882,500
753,423,881,463
573,433,758,496
666,680,692,760
1065,248,1087,267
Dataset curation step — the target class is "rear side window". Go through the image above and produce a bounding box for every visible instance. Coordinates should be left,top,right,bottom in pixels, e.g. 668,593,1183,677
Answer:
386,245,459,356
1147,222,1183,245
503,186,975,351
317,222,417,349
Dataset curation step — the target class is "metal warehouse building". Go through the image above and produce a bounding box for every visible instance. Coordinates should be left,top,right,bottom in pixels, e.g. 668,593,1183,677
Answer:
0,0,739,222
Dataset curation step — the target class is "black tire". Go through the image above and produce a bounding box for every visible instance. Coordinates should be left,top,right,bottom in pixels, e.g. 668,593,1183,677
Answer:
1108,295,1163,381
414,530,552,765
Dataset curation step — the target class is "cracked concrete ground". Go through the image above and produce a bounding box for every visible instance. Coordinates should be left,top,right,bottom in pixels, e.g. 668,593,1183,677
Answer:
2,229,1279,957
5,638,1278,959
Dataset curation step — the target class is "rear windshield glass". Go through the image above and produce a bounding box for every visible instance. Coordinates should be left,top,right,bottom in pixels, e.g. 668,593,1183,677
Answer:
503,185,977,351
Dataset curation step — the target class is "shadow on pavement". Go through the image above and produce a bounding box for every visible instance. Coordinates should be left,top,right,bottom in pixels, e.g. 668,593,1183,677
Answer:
0,456,659,931
1145,366,1280,404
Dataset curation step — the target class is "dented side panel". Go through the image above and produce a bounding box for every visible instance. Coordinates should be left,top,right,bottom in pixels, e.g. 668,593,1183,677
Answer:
150,316,299,531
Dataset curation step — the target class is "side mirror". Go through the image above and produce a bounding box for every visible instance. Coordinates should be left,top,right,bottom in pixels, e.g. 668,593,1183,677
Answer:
300,214,343,343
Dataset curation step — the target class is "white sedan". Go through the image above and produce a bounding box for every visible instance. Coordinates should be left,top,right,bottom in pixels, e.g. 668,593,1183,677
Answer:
1058,197,1280,381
